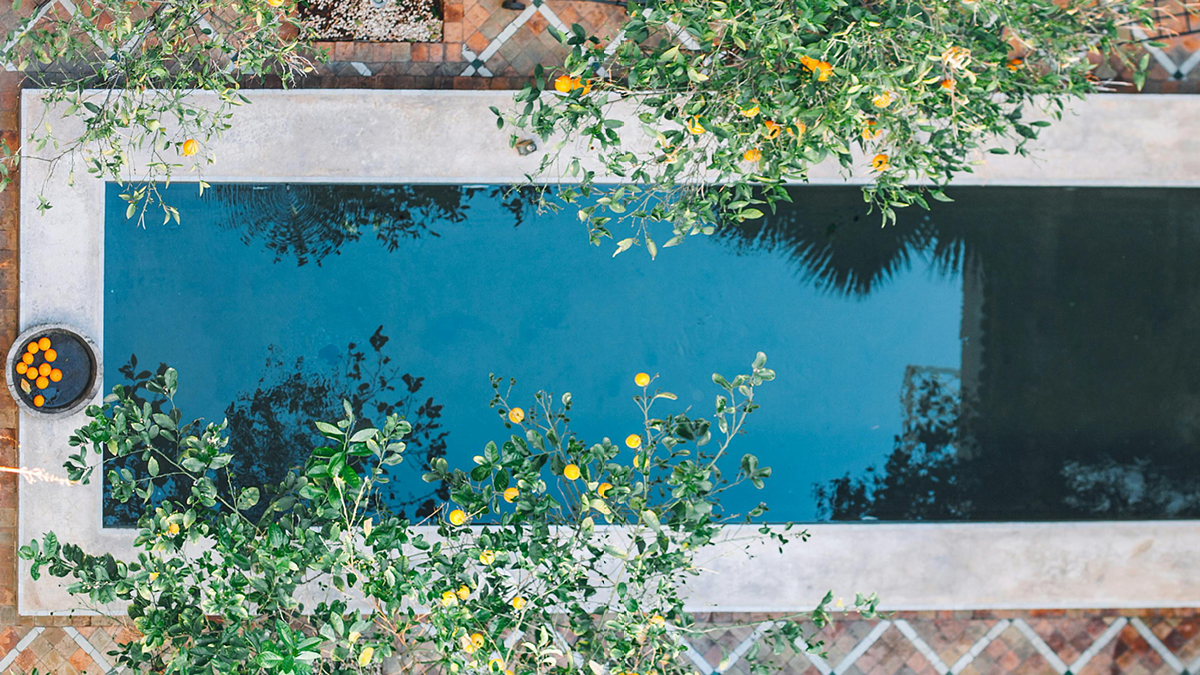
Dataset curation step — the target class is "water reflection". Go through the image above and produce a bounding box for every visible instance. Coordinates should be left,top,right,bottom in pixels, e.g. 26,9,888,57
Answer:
782,188,1200,520
103,327,449,526
103,184,1200,523
212,184,538,266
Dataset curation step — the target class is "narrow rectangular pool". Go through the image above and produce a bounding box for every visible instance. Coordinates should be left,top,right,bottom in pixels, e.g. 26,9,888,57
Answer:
103,183,1200,525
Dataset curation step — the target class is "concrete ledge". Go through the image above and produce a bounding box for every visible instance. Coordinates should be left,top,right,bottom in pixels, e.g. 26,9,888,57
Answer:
17,89,1200,615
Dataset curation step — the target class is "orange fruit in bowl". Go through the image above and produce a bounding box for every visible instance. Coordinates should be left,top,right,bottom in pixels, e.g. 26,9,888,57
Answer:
49,369,62,382
26,342,38,354
24,368,36,380
33,395,44,407
38,363,51,376
44,349,57,362
37,337,50,350
36,376,48,389
14,362,26,375
21,352,33,365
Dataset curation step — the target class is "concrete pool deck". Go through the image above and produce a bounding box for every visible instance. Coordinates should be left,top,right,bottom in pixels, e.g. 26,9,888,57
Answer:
6,88,1200,672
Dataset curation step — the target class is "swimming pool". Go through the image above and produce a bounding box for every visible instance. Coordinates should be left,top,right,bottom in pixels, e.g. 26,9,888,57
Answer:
102,183,1200,526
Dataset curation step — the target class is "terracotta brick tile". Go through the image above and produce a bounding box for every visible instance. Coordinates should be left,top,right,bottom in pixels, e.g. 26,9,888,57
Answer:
465,2,490,28
444,22,463,42
466,31,490,53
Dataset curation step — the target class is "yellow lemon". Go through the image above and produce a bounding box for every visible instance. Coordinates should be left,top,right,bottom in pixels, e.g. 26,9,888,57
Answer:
739,104,760,118
479,549,496,565
149,571,159,582
441,590,459,606
266,0,284,6
597,482,613,498
503,487,519,503
349,631,362,643
181,139,199,156
511,595,527,610
563,464,581,480
871,92,894,108
457,584,471,600
449,509,467,525
649,614,665,626
489,658,505,672
685,116,705,135
625,434,642,449
471,633,485,649
508,407,525,424
167,522,180,535
359,646,375,667
634,372,650,387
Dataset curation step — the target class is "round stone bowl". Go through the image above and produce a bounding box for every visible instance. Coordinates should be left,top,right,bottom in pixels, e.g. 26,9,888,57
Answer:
5,324,102,417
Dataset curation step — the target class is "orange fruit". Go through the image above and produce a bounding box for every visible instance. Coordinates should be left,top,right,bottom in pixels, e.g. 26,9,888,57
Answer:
26,342,38,354
563,464,581,480
743,148,762,162
503,487,519,503
20,353,33,365
871,153,890,171
634,372,650,387
24,368,36,380
38,363,51,376
182,139,199,156
44,349,57,362
37,337,51,350
507,407,525,424
33,395,44,407
49,369,62,382
36,376,48,389
449,509,467,525
14,362,26,375
554,75,573,93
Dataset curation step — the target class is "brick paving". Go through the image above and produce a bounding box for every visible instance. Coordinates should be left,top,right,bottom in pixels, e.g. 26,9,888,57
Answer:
1,0,1200,672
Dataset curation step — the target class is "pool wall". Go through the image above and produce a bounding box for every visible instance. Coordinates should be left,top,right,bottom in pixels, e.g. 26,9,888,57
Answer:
18,89,1200,615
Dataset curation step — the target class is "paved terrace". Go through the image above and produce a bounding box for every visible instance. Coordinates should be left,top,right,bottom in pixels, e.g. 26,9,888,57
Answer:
2,0,1200,673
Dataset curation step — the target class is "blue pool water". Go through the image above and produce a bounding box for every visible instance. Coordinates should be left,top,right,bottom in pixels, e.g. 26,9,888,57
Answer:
104,184,1200,524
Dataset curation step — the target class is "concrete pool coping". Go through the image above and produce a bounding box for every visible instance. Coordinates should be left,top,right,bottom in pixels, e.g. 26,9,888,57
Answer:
17,89,1200,615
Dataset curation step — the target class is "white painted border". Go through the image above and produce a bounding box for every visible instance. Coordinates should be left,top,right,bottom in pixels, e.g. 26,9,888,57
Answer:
17,89,1200,615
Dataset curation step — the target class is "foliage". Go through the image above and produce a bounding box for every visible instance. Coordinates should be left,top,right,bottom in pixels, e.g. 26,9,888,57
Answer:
0,0,319,221
499,0,1151,255
22,353,879,674
103,326,450,527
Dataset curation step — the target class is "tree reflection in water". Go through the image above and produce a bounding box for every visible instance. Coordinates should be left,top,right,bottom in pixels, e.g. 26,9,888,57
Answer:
723,187,1200,521
103,327,449,527
211,183,539,266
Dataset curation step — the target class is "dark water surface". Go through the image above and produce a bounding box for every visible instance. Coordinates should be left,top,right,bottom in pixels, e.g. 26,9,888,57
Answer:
103,183,1200,525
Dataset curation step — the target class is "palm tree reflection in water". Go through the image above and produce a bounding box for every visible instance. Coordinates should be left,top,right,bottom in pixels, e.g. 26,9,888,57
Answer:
721,187,1200,521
